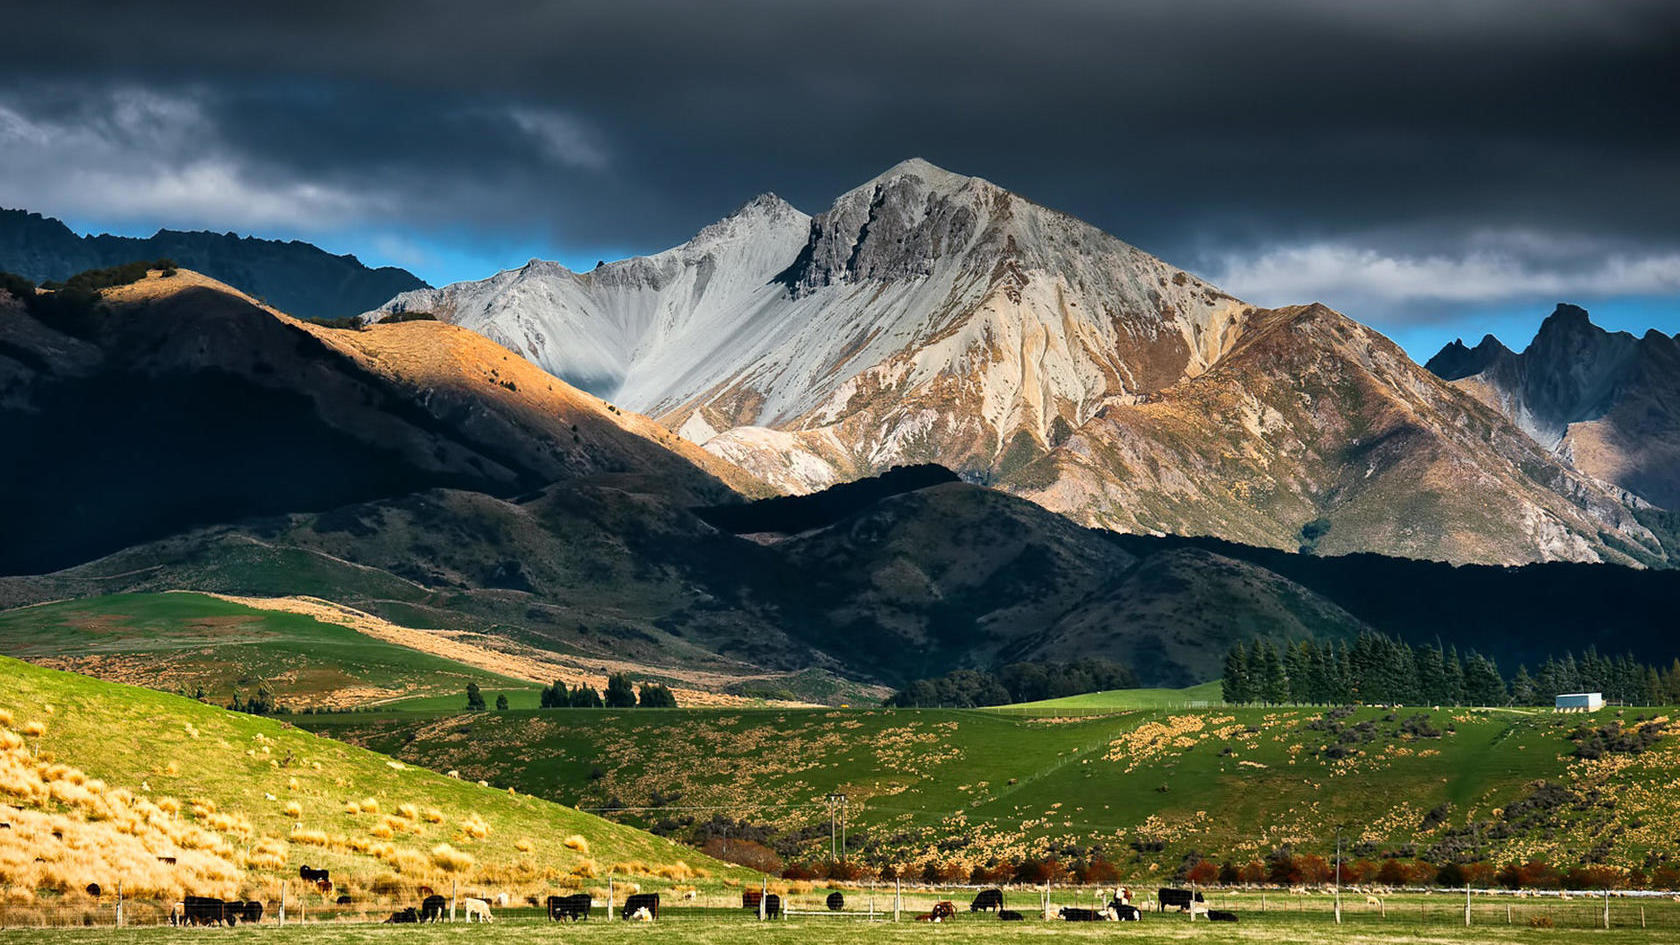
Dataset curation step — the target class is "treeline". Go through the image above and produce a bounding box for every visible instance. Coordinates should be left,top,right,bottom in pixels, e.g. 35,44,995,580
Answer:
527,672,678,709
1223,632,1679,706
2,260,175,336
885,658,1137,708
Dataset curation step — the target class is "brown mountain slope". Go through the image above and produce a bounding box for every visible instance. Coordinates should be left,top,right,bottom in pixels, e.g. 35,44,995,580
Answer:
0,269,759,573
1004,304,1664,565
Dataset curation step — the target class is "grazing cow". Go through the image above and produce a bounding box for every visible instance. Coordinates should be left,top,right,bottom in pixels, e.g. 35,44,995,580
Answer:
764,894,783,918
548,894,592,921
241,902,264,924
85,883,101,898
970,889,1004,912
1207,910,1238,922
299,865,330,885
1157,888,1203,912
743,889,763,909
337,895,353,905
998,910,1025,921
827,892,845,911
682,890,697,901
462,898,493,922
420,894,448,922
621,893,660,920
384,908,419,924
182,896,237,926
169,902,185,926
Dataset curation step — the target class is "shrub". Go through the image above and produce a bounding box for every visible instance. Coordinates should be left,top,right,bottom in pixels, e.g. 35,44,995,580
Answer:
430,844,475,873
563,834,589,854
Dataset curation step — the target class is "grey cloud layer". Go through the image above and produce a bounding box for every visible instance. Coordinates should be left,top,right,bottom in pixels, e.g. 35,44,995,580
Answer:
1,0,1676,319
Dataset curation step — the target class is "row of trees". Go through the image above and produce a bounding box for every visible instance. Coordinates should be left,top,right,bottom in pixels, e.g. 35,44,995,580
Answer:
1222,633,1674,706
466,672,680,710
885,658,1137,708
1182,851,1659,890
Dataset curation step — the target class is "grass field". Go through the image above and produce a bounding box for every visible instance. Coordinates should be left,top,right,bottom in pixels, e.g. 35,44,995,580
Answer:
8,895,1680,943
993,682,1225,712
0,593,536,709
0,656,745,925
303,701,1680,877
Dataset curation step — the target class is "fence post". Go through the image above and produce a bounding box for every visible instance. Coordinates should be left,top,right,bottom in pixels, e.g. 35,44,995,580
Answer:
450,879,457,922
607,877,613,922
1603,890,1609,930
894,879,901,922
1465,885,1471,926
758,877,765,921
115,881,122,928
280,882,286,927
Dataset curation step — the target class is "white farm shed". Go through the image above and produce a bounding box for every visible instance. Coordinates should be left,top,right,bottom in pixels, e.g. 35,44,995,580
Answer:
1555,692,1604,712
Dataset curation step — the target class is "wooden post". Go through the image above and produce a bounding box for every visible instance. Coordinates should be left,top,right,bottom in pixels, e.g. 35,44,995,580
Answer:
115,881,122,928
607,877,614,922
450,878,457,922
1507,904,1512,924
1603,890,1610,930
1641,906,1646,928
869,881,875,921
894,878,901,922
758,877,766,921
1262,892,1266,912
279,882,286,927
1465,885,1471,926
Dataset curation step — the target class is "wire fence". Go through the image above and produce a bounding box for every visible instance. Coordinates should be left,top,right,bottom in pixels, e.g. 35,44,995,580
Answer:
5,882,1680,931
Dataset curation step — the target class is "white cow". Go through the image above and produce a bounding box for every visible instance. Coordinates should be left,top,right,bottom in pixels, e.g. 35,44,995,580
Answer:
462,898,493,922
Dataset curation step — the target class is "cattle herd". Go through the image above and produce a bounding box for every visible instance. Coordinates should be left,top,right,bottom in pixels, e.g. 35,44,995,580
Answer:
165,875,1237,928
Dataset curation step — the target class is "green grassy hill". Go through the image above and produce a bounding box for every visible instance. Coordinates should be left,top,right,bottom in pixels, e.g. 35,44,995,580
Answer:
305,701,1680,881
0,592,534,709
994,682,1225,711
0,656,741,922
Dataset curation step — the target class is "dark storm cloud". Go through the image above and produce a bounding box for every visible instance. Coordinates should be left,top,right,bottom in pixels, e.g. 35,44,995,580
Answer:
1,0,1677,318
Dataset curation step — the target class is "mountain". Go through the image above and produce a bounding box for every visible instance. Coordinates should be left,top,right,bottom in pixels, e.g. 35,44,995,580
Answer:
1427,304,1680,511
0,268,750,574
0,208,427,318
373,160,1659,565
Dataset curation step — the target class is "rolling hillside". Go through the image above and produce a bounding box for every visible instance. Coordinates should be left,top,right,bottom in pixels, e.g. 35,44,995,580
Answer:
307,701,1680,881
0,656,741,921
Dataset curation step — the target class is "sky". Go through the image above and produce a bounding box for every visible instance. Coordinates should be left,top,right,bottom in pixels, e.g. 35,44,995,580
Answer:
1,0,1676,359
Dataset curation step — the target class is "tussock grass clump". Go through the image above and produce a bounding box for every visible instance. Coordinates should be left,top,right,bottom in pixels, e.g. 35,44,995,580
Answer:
563,834,589,854
283,800,302,818
421,807,445,824
514,838,534,852
461,813,491,839
430,843,475,873
398,802,420,820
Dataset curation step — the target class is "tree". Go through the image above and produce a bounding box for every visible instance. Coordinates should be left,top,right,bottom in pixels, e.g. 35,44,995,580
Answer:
638,683,678,708
1221,643,1251,705
604,673,639,708
569,685,603,708
466,682,486,711
495,694,510,711
1261,642,1289,705
1510,665,1538,706
541,679,569,708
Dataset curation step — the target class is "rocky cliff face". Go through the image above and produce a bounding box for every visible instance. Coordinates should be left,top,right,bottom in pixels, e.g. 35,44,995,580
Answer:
1427,305,1680,512
369,161,1663,565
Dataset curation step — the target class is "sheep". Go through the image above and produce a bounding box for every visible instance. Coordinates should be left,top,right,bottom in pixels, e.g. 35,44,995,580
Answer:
1365,895,1383,907
1189,901,1210,919
682,890,697,901
462,897,493,922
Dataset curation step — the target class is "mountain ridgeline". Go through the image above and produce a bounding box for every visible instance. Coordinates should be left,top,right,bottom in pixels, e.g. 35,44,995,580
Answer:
371,159,1668,567
0,208,427,318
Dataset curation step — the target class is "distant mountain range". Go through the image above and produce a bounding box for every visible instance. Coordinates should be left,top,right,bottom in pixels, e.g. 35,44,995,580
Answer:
1428,303,1680,513
371,159,1668,567
0,208,426,317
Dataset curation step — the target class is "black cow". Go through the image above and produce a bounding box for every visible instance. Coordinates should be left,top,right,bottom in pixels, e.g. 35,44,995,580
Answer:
743,889,763,909
1114,904,1141,921
970,889,1004,912
85,883,101,898
548,893,592,921
420,894,448,922
240,902,264,924
764,894,782,918
621,893,659,920
182,896,237,926
299,866,330,884
384,908,419,924
336,895,353,906
1207,910,1238,922
1060,907,1106,922
827,892,845,911
998,910,1025,921
1157,888,1203,912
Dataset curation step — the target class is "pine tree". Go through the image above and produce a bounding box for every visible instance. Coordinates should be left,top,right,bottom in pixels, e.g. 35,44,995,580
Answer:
1262,642,1289,705
638,683,679,708
1442,646,1465,705
495,694,510,711
1222,643,1251,705
466,682,486,711
603,672,639,708
1463,652,1506,706
1286,642,1313,704
1415,644,1445,705
569,685,603,708
1510,665,1538,706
